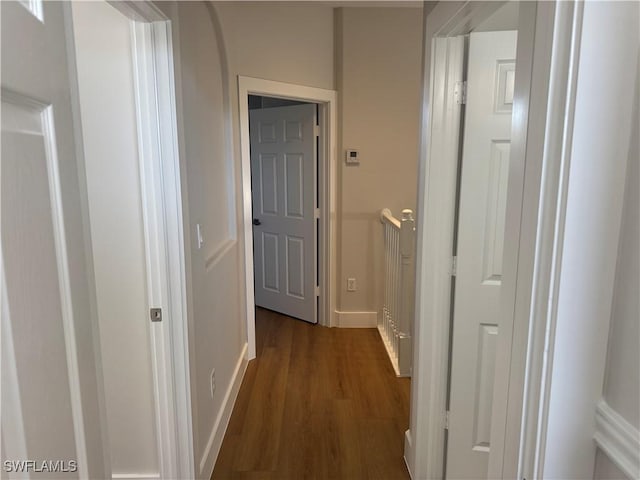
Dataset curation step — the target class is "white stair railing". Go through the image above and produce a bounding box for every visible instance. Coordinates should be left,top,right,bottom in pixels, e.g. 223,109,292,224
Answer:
379,208,415,377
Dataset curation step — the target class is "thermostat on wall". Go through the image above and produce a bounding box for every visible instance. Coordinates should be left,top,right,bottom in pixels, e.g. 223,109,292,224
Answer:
345,149,360,165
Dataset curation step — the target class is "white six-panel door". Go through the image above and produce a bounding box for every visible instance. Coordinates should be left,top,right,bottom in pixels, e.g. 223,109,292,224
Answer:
446,30,518,479
1,2,104,477
250,103,317,323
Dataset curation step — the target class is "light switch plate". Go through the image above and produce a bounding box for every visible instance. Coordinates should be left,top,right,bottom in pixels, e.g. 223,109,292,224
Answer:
345,149,360,165
196,223,204,249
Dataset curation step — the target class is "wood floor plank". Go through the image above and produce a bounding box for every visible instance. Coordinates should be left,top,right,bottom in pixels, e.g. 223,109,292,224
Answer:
232,318,293,471
212,434,241,479
226,361,258,436
212,308,411,480
359,419,411,480
329,399,367,479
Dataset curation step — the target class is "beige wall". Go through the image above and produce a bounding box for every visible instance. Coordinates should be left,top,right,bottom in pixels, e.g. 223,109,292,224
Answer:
213,2,335,232
157,4,423,474
152,3,423,476
215,3,335,90
336,7,423,313
158,2,246,477
214,3,423,317
214,1,337,328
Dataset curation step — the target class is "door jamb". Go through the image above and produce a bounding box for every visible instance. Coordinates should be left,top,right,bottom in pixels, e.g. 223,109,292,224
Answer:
109,2,195,478
238,76,337,359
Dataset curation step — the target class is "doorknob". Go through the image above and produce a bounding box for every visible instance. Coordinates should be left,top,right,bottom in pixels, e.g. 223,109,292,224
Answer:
252,218,261,226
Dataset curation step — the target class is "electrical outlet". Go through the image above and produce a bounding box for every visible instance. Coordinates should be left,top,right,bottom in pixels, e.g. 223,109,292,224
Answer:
210,369,216,398
347,277,357,292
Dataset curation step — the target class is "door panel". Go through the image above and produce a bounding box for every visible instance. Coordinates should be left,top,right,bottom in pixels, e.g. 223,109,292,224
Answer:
482,141,510,284
2,92,79,466
259,154,278,215
285,154,304,218
262,232,280,292
473,323,498,450
446,30,517,479
250,104,316,323
1,1,104,476
286,235,305,298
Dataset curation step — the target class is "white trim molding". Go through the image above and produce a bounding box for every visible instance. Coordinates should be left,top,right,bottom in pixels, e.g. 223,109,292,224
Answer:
199,343,249,479
514,2,638,479
238,76,338,359
594,400,640,479
404,429,413,480
335,311,377,328
507,2,584,477
129,6,194,479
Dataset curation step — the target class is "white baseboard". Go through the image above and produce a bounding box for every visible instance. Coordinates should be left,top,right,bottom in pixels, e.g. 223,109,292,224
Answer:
377,324,402,376
199,342,249,479
404,429,414,480
334,310,377,328
594,399,640,479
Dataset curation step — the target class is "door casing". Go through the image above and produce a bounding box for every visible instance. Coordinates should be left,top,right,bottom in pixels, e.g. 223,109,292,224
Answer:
238,76,337,359
103,2,195,477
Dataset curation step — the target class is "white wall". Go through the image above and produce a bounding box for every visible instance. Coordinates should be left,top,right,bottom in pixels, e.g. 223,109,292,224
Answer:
72,2,158,475
542,2,639,478
336,7,423,314
593,60,639,480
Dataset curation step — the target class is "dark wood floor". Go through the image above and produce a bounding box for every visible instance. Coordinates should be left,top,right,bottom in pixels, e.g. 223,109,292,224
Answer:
212,308,412,480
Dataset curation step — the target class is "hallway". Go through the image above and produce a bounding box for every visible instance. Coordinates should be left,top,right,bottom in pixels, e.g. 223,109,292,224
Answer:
212,308,411,479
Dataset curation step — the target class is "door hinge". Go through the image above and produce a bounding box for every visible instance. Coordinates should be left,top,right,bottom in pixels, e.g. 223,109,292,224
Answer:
451,256,458,276
444,410,450,430
150,308,162,322
455,80,467,105
315,208,320,219
314,124,320,137
315,286,320,297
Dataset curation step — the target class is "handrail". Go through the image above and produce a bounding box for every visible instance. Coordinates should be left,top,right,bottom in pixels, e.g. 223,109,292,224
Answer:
380,208,401,229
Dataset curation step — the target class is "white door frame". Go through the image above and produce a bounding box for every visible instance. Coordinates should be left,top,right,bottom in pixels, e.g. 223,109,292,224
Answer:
407,4,515,477
406,1,572,478
238,76,337,359
106,2,194,478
